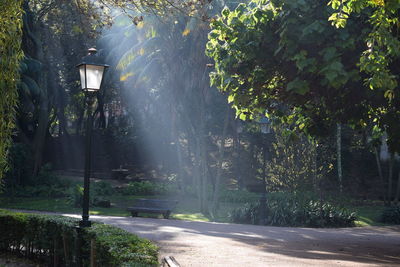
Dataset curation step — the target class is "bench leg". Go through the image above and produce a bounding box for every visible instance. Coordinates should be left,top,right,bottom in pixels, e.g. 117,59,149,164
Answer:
131,211,138,217
163,211,171,219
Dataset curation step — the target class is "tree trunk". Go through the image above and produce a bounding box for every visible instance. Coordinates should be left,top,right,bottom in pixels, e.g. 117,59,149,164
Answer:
23,5,51,176
210,106,230,217
374,146,387,204
388,153,394,206
312,141,318,193
234,121,243,189
194,136,202,210
200,139,209,215
171,107,185,192
336,123,343,194
394,170,400,204
32,96,49,176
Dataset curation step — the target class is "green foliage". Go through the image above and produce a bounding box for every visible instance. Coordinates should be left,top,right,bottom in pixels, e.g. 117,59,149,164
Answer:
0,1,23,182
66,185,86,208
8,184,67,198
219,189,259,203
229,202,259,224
92,181,115,196
329,0,400,90
4,164,70,198
229,192,356,227
86,224,158,266
207,0,400,151
380,205,400,224
66,181,114,208
268,127,334,191
121,181,178,196
5,143,32,186
0,209,158,266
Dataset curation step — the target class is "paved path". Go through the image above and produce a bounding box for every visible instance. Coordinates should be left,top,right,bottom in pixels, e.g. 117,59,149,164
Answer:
9,210,400,266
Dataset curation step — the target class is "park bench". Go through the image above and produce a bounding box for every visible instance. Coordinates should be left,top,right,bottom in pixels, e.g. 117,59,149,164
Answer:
127,199,178,219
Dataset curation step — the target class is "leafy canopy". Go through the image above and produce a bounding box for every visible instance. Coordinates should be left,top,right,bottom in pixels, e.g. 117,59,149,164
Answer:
206,0,400,151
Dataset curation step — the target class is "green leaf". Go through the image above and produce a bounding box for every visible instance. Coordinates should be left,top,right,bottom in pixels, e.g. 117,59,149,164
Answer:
286,78,309,95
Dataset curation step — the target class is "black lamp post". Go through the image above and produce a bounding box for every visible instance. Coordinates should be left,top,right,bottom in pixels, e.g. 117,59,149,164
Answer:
257,116,271,225
77,48,108,227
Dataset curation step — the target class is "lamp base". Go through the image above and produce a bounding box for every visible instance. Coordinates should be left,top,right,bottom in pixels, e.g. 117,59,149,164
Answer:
79,220,91,228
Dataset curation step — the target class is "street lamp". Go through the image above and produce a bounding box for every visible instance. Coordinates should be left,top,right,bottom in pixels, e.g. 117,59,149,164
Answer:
77,48,108,227
257,116,271,225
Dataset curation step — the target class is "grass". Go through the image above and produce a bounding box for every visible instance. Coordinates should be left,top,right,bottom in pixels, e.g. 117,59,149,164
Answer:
0,195,215,220
0,197,130,216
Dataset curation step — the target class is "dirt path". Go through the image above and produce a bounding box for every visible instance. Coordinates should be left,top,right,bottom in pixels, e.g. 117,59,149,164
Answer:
8,210,400,266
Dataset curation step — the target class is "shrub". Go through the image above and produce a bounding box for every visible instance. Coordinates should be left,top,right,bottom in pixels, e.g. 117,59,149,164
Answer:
3,164,71,198
7,184,67,198
0,209,158,266
66,184,87,208
381,205,400,224
66,182,114,208
229,202,259,224
121,181,177,196
5,143,32,186
229,192,356,227
86,224,158,266
92,181,115,196
219,189,259,203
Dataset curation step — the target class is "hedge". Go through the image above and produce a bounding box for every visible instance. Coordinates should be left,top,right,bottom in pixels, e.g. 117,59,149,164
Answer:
0,210,158,266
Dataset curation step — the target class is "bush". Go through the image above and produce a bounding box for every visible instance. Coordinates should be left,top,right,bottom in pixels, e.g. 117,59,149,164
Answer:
66,183,111,208
381,205,400,224
121,181,177,196
66,185,86,208
229,192,356,227
3,164,71,198
86,224,158,266
5,143,32,186
219,189,259,203
0,209,158,266
6,184,63,198
229,202,259,224
92,181,115,196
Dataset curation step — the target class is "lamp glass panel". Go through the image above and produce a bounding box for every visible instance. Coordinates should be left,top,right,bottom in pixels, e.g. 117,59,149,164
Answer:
79,65,86,90
85,64,105,91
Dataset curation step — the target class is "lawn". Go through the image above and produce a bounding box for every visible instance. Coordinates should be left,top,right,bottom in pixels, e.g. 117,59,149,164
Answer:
0,195,212,221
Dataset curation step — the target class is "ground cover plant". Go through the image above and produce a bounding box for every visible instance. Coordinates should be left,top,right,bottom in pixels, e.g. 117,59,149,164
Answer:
0,209,158,266
229,192,357,227
380,205,400,224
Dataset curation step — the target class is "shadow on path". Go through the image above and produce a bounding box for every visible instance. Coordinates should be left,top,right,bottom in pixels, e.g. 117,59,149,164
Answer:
8,210,400,266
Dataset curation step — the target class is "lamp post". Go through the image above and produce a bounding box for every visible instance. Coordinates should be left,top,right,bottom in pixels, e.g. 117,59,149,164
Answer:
257,116,271,225
77,48,108,227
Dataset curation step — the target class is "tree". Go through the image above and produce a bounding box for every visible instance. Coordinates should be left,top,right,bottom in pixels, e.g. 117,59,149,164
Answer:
98,6,234,214
206,0,400,152
0,1,24,181
15,0,105,177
